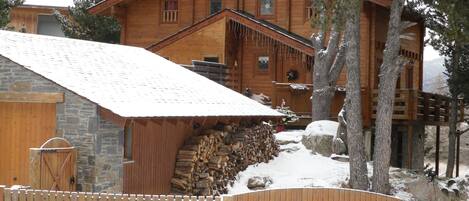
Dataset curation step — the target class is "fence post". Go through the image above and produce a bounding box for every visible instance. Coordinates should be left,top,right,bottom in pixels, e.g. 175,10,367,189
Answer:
0,185,5,201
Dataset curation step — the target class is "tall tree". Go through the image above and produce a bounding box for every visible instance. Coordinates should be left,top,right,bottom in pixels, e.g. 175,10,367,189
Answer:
343,0,369,190
410,0,469,178
310,0,347,121
54,0,120,43
372,0,410,194
0,0,23,29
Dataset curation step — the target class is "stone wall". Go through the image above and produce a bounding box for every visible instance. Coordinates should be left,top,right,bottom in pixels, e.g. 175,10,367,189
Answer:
0,56,123,192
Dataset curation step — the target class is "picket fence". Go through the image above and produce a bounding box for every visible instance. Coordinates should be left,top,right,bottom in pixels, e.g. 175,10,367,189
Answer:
0,186,401,201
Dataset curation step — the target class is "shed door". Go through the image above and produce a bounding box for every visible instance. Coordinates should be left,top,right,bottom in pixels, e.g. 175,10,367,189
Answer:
0,102,56,186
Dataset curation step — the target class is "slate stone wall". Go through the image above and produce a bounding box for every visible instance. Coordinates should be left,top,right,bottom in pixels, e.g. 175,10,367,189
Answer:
0,56,123,192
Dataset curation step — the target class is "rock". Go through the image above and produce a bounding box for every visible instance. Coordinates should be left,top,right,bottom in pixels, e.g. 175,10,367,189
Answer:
332,137,347,155
331,155,349,162
247,176,273,190
302,121,338,156
406,176,469,201
302,134,334,156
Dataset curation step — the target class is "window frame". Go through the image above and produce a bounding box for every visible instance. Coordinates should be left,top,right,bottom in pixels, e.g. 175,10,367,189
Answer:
257,0,276,19
123,120,134,162
256,55,270,74
161,0,179,24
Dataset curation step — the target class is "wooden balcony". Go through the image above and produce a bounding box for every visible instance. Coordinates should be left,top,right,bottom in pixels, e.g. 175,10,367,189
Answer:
271,82,464,126
162,10,178,23
372,89,464,125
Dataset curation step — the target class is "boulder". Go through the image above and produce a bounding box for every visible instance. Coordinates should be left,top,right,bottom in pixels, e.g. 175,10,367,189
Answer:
247,176,273,190
302,121,339,156
302,134,334,156
406,176,468,201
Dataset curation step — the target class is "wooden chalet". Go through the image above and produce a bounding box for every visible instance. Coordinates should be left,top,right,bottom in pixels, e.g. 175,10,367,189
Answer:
0,31,281,194
8,0,72,36
89,0,465,173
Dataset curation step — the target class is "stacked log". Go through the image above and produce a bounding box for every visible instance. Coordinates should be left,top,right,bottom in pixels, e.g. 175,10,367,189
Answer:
171,123,279,196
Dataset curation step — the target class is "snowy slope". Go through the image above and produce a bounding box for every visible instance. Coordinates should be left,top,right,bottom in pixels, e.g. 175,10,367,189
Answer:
228,130,350,193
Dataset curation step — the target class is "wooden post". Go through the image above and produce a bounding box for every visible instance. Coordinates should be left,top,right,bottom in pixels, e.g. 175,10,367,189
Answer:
456,134,460,177
435,126,440,176
0,185,5,201
407,125,413,169
271,81,278,108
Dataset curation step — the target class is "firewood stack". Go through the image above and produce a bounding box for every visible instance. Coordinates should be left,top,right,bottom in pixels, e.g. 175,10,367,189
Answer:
171,123,279,196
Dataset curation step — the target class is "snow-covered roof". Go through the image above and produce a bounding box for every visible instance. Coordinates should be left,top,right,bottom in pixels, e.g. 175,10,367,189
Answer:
0,31,283,118
22,0,74,8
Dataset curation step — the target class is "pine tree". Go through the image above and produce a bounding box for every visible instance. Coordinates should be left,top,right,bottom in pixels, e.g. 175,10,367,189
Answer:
54,0,120,43
0,0,23,29
410,0,469,178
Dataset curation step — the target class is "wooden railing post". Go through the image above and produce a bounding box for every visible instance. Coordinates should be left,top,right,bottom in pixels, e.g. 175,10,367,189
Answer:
435,126,440,176
271,81,277,108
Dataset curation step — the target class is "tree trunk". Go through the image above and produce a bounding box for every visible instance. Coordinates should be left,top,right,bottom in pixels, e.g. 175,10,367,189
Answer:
372,0,405,194
310,0,346,121
312,63,335,121
344,0,369,190
446,96,458,177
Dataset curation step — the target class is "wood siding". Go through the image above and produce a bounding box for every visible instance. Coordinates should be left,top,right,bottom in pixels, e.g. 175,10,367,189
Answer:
123,118,220,194
157,17,226,64
0,102,56,186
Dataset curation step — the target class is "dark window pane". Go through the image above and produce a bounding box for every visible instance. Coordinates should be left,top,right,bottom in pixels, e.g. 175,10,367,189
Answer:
124,124,133,160
165,0,178,10
204,57,220,63
258,56,269,71
260,0,274,15
210,0,222,14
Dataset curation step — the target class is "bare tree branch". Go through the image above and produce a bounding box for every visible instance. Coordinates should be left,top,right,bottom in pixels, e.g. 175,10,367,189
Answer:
329,42,347,84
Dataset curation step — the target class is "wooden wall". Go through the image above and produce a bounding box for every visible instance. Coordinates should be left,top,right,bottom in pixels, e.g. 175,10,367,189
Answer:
123,118,220,194
156,17,226,64
9,7,67,34
0,102,56,186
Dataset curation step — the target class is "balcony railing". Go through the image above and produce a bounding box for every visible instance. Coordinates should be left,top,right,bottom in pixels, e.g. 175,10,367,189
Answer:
162,10,178,23
371,89,464,125
271,82,464,126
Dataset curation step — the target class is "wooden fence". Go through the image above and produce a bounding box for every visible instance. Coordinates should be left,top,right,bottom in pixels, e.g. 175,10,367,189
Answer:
0,186,401,201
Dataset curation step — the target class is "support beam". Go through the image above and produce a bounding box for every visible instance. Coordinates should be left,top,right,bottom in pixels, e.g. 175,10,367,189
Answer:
435,126,440,176
456,134,460,177
407,125,413,168
0,92,64,103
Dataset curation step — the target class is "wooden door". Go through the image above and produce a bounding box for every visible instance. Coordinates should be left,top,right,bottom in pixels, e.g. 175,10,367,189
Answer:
0,102,56,186
30,138,77,191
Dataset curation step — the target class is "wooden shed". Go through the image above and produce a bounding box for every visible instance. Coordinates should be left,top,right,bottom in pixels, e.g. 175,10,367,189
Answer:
8,0,72,36
0,30,282,194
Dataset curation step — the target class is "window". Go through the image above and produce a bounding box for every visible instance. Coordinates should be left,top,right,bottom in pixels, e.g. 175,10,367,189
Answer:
258,56,269,71
210,0,222,15
123,121,134,161
162,0,178,23
305,0,316,20
37,15,65,37
204,56,220,63
259,0,274,16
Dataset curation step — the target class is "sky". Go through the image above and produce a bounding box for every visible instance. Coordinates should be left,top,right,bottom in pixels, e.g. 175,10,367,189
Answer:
424,45,442,61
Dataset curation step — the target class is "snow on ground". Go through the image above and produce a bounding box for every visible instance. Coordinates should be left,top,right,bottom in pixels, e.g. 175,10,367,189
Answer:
228,130,350,194
304,120,338,136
